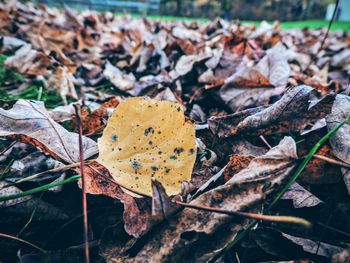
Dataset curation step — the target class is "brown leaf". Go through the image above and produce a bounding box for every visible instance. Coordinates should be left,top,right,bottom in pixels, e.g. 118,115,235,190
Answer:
282,182,322,208
332,247,350,263
77,97,119,136
301,144,342,185
0,100,98,163
151,180,180,221
82,163,180,238
282,233,344,259
219,42,290,111
103,61,136,93
170,52,211,78
209,85,334,138
80,161,153,238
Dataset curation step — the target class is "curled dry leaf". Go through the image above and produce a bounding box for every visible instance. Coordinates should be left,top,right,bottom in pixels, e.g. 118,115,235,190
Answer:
172,26,202,42
209,85,334,138
170,53,212,78
220,42,290,111
103,61,136,93
0,100,98,163
46,66,78,104
82,163,179,237
108,137,298,262
97,97,197,197
151,180,180,221
77,97,119,136
282,182,323,208
326,94,350,193
5,44,51,76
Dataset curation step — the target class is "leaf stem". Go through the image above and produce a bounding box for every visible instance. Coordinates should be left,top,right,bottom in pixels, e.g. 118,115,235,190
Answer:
74,104,90,263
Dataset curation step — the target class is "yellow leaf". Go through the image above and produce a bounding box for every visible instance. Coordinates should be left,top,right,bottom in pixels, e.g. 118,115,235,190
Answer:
97,97,197,197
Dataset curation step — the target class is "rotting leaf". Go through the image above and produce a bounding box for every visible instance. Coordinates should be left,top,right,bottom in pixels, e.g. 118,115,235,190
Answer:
97,97,197,196
223,154,254,182
0,99,98,163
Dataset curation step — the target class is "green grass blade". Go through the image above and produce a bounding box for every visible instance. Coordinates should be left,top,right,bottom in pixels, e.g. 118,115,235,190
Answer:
0,175,81,202
0,159,14,181
225,114,350,252
268,114,350,209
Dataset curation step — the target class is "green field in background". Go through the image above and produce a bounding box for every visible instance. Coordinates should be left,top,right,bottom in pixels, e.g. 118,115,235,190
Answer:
115,13,350,31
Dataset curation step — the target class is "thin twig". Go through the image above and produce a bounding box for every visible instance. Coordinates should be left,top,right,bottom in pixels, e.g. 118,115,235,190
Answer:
0,162,81,190
313,154,350,169
74,104,90,263
0,141,16,156
317,222,350,238
259,135,272,149
304,0,339,72
0,232,46,253
175,201,311,228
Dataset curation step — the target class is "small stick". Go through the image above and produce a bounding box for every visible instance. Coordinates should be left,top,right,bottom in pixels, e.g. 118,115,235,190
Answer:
0,232,46,253
0,141,16,156
175,201,312,228
313,154,350,169
317,222,350,238
304,0,339,71
259,135,272,149
74,104,90,263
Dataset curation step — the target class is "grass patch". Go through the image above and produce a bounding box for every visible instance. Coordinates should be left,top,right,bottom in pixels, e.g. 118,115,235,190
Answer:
0,54,25,86
243,20,350,31
0,54,66,108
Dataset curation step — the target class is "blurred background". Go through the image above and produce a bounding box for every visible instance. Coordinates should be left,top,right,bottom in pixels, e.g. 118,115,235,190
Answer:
34,0,349,22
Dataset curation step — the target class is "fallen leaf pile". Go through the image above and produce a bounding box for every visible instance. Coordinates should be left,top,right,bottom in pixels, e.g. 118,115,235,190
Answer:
0,1,349,262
